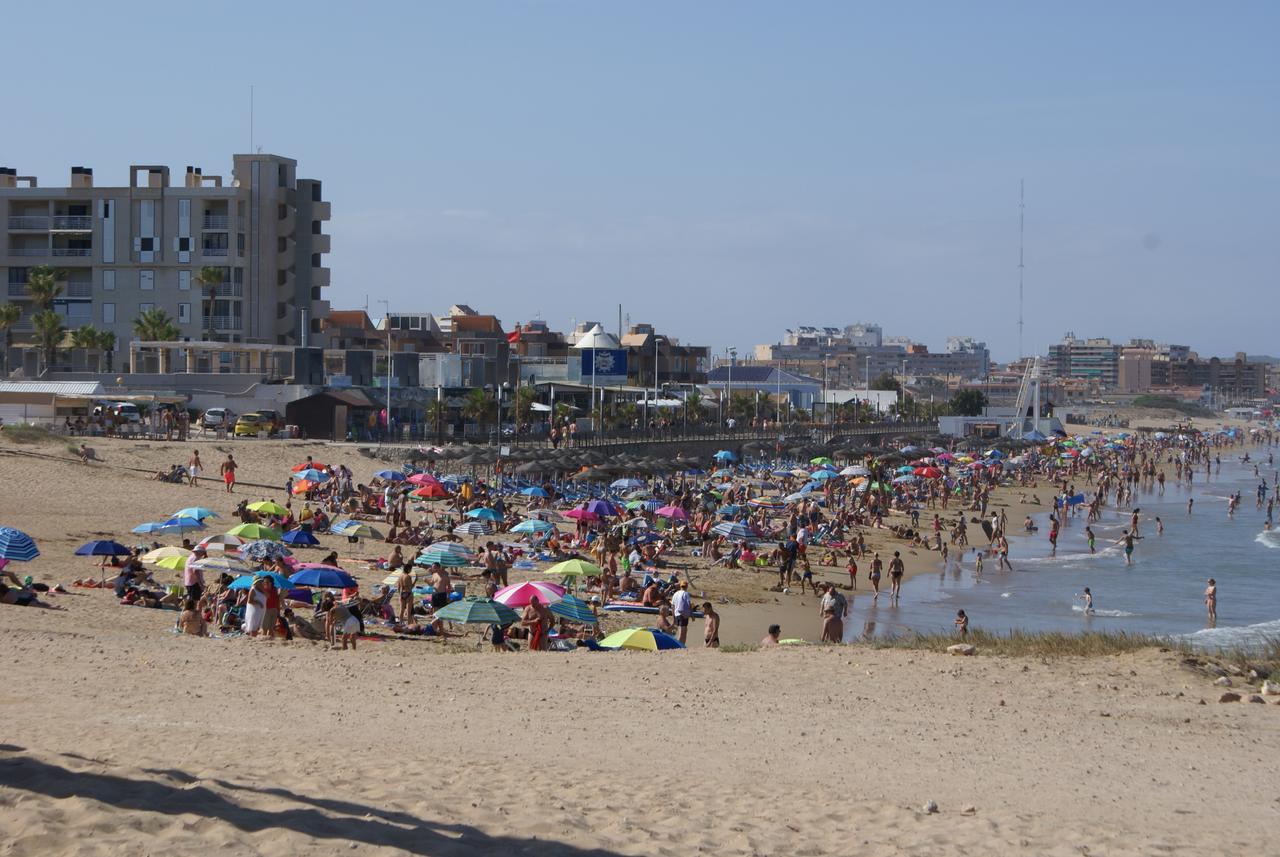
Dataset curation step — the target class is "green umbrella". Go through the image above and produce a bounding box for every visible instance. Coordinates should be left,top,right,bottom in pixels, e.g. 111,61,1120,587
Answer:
226,523,282,541
434,596,519,625
543,558,602,578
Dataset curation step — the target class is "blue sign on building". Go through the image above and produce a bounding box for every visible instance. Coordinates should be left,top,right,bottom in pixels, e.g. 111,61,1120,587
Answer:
580,348,627,379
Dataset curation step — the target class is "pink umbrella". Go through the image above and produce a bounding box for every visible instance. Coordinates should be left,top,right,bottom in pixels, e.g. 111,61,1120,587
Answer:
407,473,442,487
654,505,687,521
493,580,565,608
564,507,600,521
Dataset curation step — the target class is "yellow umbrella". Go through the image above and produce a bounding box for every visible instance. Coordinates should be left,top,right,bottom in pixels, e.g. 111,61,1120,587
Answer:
141,546,191,564
152,555,189,571
247,501,288,517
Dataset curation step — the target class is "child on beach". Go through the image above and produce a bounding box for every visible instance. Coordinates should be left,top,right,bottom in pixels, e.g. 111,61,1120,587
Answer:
1078,587,1095,615
846,555,857,590
954,609,969,638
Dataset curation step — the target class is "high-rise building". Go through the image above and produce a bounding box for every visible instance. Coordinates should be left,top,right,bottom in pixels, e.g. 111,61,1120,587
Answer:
0,154,331,362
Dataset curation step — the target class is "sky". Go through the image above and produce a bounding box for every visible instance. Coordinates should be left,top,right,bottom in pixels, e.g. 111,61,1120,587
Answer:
5,1,1277,362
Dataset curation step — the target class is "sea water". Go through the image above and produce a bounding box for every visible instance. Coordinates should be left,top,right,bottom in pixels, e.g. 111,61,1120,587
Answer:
849,455,1280,652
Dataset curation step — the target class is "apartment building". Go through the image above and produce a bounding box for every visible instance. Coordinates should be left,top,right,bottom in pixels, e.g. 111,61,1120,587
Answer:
0,154,331,362
1047,334,1122,386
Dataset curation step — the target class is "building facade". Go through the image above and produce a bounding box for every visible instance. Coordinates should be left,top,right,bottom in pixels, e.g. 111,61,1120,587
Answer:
1,154,331,361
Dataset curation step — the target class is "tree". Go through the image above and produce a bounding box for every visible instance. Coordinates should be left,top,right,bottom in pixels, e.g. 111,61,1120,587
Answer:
462,388,490,429
133,308,181,342
553,401,576,425
513,385,535,427
683,390,703,425
71,324,103,372
26,266,62,312
949,389,988,417
196,266,224,341
96,329,117,372
32,310,65,373
0,303,20,374
869,373,901,392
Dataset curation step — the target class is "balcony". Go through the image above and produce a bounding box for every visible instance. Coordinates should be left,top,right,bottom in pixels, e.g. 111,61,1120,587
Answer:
65,282,93,298
51,216,93,231
202,215,230,230
51,247,92,257
7,216,49,230
311,266,330,287
310,200,331,220
204,315,243,331
7,247,49,257
311,233,331,254
7,283,30,297
211,282,244,298
201,245,229,257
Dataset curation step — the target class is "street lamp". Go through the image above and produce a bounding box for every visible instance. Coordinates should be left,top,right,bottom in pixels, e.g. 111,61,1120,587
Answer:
378,299,392,443
726,347,737,428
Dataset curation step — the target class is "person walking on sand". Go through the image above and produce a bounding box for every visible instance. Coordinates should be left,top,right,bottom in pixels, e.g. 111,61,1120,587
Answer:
868,553,882,602
187,449,203,487
888,551,905,602
702,602,720,648
522,594,551,651
1204,578,1217,624
219,453,237,493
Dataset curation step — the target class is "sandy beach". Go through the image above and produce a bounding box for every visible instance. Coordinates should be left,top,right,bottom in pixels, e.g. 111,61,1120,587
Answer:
2,433,1278,856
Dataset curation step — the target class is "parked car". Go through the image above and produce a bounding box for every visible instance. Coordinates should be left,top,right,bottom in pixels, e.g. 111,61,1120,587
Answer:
202,407,234,429
108,402,141,424
253,409,282,435
233,413,264,437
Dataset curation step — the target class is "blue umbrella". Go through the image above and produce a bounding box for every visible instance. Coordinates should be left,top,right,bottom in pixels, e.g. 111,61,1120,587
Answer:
132,521,172,534
717,504,743,516
0,527,40,561
228,571,294,590
710,521,753,540
174,507,219,521
466,507,503,522
712,450,736,462
281,529,320,546
550,593,599,625
374,470,406,481
520,486,550,498
511,519,554,534
289,566,358,588
160,515,207,532
293,468,330,483
809,469,835,480
74,539,131,557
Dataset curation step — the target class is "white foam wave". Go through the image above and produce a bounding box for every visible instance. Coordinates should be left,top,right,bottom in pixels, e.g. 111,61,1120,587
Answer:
1000,592,1012,598
1072,606,1136,617
1014,545,1124,565
1254,531,1280,549
1176,618,1280,652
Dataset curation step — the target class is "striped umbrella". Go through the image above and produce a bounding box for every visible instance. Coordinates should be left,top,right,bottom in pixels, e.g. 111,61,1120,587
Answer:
549,593,598,625
747,497,785,510
434,596,519,626
414,550,471,568
453,521,492,537
196,534,247,553
494,580,564,608
510,519,554,535
0,527,39,561
710,521,753,540
192,556,253,575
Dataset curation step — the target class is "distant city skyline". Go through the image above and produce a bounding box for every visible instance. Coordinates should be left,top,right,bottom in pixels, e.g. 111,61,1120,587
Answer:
4,1,1276,361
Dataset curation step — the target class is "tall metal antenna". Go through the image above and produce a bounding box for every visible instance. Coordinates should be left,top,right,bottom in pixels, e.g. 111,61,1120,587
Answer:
1018,179,1025,360
250,85,254,153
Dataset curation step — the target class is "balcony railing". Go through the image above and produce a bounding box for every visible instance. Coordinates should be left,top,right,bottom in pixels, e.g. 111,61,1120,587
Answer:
7,216,49,230
65,282,93,298
51,215,93,230
202,215,230,229
51,247,92,257
201,246,229,257
7,283,30,297
212,282,244,297
204,315,243,331
7,247,50,257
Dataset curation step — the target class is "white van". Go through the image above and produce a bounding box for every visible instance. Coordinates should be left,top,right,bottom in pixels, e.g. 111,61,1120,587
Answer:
109,402,141,424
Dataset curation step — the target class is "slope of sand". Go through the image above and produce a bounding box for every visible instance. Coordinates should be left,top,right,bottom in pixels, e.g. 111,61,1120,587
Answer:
2,434,1278,856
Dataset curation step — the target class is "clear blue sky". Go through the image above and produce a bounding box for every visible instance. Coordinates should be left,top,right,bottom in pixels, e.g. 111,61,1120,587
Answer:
6,1,1277,361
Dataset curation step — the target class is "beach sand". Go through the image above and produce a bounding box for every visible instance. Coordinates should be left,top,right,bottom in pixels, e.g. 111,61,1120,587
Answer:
2,434,1277,855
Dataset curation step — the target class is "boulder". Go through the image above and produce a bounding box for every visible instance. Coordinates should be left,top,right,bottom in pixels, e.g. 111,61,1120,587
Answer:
1244,695,1266,704
1218,692,1241,703
947,644,976,656
1213,676,1233,687
1262,680,1280,696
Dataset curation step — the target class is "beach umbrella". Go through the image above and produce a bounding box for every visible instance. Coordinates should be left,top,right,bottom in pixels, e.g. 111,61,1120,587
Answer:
494,580,565,608
564,507,600,522
291,479,322,496
161,515,206,532
240,539,292,563
550,593,598,625
74,540,131,557
227,523,282,541
453,521,493,538
618,518,650,530
383,568,421,588
511,519,554,535
281,529,320,546
809,456,832,466
712,450,736,462
247,501,288,517
141,546,191,564
528,509,566,522
519,486,550,498
466,507,503,522
291,461,329,473
434,596,519,626
289,565,358,589
422,541,473,556
407,473,443,487
192,556,253,575
152,555,190,571
409,484,451,500
195,534,247,552
132,521,172,535
173,507,219,521
747,497,785,510
610,478,645,490
374,470,406,482
892,475,917,484
914,467,943,479
544,558,602,578
598,627,685,651
330,520,383,539
584,499,619,518
293,468,331,484
710,521,753,540
809,469,836,481
228,571,294,591
654,505,687,521
414,549,472,568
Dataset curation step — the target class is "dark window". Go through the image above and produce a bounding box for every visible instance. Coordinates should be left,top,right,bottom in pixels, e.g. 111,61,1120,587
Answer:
277,270,287,286
102,201,111,217
277,165,288,188
8,267,29,284
311,182,321,201
311,220,320,234
237,233,245,253
178,237,191,251
140,238,154,251
278,204,287,220
311,253,321,267
233,267,244,284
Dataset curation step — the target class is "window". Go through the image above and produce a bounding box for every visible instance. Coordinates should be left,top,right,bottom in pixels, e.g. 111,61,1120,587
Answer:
178,270,190,291
139,302,154,313
278,204,288,220
140,238,154,252
311,220,321,234
102,303,115,324
102,270,115,291
139,270,154,290
311,253,321,267
311,182,322,201
277,270,287,286
277,237,287,252
178,303,191,324
237,233,245,254
277,164,288,187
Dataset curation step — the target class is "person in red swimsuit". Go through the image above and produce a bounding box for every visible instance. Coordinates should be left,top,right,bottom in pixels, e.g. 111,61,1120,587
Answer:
522,595,550,651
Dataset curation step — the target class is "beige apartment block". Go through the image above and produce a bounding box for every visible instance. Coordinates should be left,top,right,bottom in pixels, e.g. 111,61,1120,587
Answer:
0,154,331,360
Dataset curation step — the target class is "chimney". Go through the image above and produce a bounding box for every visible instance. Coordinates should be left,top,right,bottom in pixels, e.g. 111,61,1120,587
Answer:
0,167,15,189
70,166,93,189
185,166,203,188
147,167,168,189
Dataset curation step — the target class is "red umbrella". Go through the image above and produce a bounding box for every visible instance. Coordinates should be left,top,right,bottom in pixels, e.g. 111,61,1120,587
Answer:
407,473,442,487
564,507,600,521
914,467,943,479
292,462,329,472
410,484,450,499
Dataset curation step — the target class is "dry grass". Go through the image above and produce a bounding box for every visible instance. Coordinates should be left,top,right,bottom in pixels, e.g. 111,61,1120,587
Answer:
860,629,1177,658
0,423,58,445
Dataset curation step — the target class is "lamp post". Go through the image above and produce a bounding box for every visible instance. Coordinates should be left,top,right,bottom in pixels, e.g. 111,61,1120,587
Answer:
378,300,392,443
726,347,736,428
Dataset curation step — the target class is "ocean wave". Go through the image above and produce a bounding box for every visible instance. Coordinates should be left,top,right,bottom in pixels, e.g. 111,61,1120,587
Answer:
1071,605,1136,617
1012,545,1125,565
1254,531,1280,549
1175,618,1280,652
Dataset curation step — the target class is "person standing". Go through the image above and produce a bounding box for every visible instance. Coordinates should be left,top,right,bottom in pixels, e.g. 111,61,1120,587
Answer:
182,546,206,603
398,562,416,623
260,578,280,639
671,581,693,644
220,453,237,493
187,449,203,487
888,551,905,601
523,594,550,651
1204,578,1217,624
244,577,267,636
819,583,847,643
701,602,720,648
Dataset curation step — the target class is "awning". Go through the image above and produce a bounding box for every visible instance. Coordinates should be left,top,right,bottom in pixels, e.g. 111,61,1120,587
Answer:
326,389,377,407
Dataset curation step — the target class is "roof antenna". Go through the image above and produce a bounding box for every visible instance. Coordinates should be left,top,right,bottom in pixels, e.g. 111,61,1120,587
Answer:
1018,179,1026,361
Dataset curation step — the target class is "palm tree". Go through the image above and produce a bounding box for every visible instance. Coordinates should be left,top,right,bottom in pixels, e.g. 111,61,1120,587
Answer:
71,324,102,371
0,302,20,374
195,266,224,341
462,388,490,432
96,329,117,372
32,310,65,373
513,386,535,429
684,390,703,426
26,265,62,311
133,308,181,342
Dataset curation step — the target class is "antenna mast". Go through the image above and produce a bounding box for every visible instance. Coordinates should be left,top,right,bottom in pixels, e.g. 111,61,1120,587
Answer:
1018,179,1025,360
250,85,254,153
